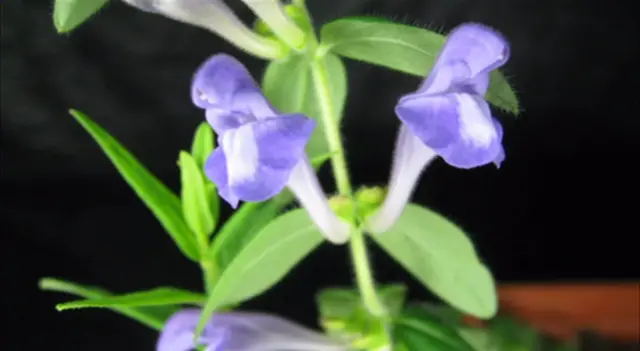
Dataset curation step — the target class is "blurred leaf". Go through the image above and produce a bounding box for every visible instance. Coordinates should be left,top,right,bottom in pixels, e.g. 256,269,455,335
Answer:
420,302,466,326
394,305,476,351
39,277,176,330
320,17,519,115
317,284,407,321
179,151,215,240
53,0,109,33
70,109,199,261
196,209,324,338
488,316,541,350
369,204,497,319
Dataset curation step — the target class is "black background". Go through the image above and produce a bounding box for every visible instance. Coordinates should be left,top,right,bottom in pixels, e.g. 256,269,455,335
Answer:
2,0,639,349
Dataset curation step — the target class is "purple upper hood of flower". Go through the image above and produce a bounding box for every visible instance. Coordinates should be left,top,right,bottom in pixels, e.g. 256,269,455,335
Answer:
191,54,315,209
395,23,510,169
191,53,351,244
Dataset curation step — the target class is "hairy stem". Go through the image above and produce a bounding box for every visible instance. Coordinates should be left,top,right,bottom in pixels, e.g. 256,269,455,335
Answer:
309,47,386,318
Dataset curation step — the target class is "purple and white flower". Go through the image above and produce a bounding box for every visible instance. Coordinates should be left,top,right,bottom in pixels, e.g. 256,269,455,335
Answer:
120,0,283,59
192,54,350,244
157,309,348,351
368,23,510,233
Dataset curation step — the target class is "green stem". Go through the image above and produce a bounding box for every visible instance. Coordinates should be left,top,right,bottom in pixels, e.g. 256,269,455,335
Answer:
309,48,386,318
196,234,216,294
310,59,351,195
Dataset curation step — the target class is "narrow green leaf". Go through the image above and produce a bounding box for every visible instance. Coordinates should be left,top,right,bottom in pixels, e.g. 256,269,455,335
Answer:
394,305,476,351
38,277,176,331
196,209,324,338
320,17,519,115
70,109,199,261
53,0,109,33
56,287,206,311
262,52,347,162
179,151,215,240
368,204,498,319
190,122,215,169
189,122,219,227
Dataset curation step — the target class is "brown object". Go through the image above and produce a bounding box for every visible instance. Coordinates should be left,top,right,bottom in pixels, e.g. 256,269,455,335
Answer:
493,283,640,342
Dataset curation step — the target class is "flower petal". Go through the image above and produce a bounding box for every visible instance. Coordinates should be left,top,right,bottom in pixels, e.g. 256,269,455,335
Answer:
493,118,506,167
419,23,510,95
191,54,259,110
207,312,346,351
156,309,226,351
222,114,315,202
287,160,351,244
205,147,240,208
396,92,503,169
367,126,438,233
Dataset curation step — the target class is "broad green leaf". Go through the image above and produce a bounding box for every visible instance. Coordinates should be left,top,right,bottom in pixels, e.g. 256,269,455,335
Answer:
56,287,206,310
179,151,215,240
196,209,324,337
38,277,176,330
70,109,199,260
190,122,215,169
262,52,347,161
320,17,519,115
53,0,109,33
368,204,497,319
207,197,285,270
394,305,476,351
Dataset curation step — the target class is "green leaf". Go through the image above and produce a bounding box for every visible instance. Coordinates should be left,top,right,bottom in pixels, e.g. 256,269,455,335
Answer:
262,52,347,162
394,305,476,351
179,151,216,240
207,197,285,270
488,316,541,351
38,277,176,330
196,209,324,337
189,123,220,233
316,285,402,350
456,328,499,351
320,17,519,115
317,284,407,321
53,0,109,33
190,122,215,169
368,204,497,319
70,109,199,260
56,287,206,311
419,302,466,326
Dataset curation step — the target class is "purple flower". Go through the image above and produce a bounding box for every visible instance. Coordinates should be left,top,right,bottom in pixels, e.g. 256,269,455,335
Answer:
193,54,350,244
157,309,348,351
368,23,510,233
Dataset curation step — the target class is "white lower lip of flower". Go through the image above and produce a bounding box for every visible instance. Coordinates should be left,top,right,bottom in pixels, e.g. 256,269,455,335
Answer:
287,159,351,244
367,126,438,233
122,0,283,59
241,0,306,49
